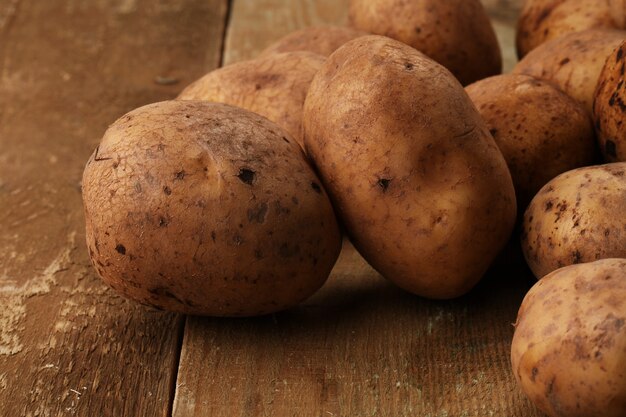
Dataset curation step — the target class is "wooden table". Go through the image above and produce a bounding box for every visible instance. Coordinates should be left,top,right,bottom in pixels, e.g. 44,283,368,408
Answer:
0,0,545,415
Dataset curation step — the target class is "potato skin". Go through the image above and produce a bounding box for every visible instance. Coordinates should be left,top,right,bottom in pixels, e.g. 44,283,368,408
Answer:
259,25,368,58
82,101,341,317
594,40,626,162
466,74,597,210
303,35,516,299
513,29,626,112
511,258,626,417
516,0,626,58
177,52,324,149
521,163,626,278
348,0,501,85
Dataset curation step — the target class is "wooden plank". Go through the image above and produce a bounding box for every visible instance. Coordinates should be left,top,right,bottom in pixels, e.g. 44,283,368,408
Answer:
175,3,540,415
0,0,227,416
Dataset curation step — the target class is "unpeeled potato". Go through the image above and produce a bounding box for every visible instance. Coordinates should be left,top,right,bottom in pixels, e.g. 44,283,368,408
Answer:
512,258,626,417
348,0,502,85
303,35,516,299
514,29,626,112
82,100,341,317
517,0,626,58
466,74,597,210
178,51,324,149
521,163,626,278
594,40,626,161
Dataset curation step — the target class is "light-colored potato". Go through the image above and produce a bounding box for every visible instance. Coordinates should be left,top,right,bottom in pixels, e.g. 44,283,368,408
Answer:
594,40,626,161
513,29,626,112
178,51,324,149
511,258,626,417
466,74,597,210
521,163,626,278
303,35,516,299
347,0,501,85
259,25,368,58
516,0,626,58
82,100,341,317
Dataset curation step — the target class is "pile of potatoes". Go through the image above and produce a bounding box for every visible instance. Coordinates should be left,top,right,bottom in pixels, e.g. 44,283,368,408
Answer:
82,0,626,415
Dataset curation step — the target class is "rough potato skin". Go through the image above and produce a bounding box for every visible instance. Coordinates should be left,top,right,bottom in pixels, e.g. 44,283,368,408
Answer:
303,35,517,299
521,163,626,278
516,0,626,58
348,0,502,86
259,25,368,58
466,74,597,210
594,40,626,162
511,259,626,417
513,29,626,112
82,101,342,317
177,52,324,150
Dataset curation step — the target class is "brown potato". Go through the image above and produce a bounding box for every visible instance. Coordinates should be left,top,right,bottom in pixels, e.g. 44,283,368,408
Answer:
516,0,626,58
466,74,597,210
178,51,324,149
521,163,626,278
594,40,626,161
259,25,368,58
303,35,516,299
347,0,501,85
511,258,626,417
513,29,626,112
82,101,342,317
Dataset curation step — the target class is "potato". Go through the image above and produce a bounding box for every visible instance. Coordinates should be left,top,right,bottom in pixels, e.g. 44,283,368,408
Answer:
178,51,324,149
347,0,501,85
511,258,626,417
259,25,368,58
466,74,597,210
303,35,517,299
594,40,626,162
82,100,341,317
513,29,626,112
516,0,626,58
521,163,626,278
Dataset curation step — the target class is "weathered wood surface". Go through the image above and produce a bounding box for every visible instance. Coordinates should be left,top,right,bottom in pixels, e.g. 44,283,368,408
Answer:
0,0,226,416
173,1,540,416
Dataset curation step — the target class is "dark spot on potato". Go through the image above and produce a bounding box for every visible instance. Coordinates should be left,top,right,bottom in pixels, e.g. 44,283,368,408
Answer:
238,168,256,185
489,128,498,137
605,229,611,237
175,170,186,180
311,182,322,193
291,196,299,205
559,58,570,66
185,114,190,119
159,217,169,227
233,234,243,245
378,178,391,192
605,140,617,158
404,62,414,71
115,244,126,255
134,182,142,193
572,250,582,264
617,47,624,62
282,136,290,144
545,201,553,211
163,186,172,195
531,367,539,382
254,249,263,259
414,26,421,34
247,202,268,223
211,231,216,242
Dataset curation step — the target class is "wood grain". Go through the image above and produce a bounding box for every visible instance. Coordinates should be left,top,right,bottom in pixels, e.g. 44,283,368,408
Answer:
174,2,541,416
0,0,227,415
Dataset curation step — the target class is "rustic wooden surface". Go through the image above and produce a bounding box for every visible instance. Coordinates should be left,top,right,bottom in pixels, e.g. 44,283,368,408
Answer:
0,0,545,416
